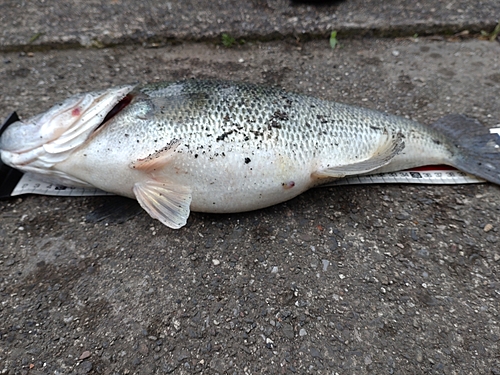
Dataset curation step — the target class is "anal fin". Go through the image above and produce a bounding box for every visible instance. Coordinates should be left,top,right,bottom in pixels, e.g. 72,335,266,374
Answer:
313,131,405,179
133,180,192,229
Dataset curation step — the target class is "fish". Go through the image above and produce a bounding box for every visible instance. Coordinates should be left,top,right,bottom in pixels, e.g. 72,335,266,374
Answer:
1,79,499,229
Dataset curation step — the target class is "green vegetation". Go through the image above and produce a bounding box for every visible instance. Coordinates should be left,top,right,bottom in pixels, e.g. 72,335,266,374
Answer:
28,32,44,44
481,22,500,41
222,33,236,47
329,31,339,49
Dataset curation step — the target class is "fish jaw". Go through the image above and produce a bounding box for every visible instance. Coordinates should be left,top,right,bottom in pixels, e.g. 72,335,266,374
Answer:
0,84,136,186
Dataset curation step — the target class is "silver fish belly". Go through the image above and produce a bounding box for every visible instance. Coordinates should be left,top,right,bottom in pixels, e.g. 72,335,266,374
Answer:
1,80,499,228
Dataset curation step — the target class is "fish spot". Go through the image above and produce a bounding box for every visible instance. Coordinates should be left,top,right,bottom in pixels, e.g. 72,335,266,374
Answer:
282,181,295,189
269,121,281,129
216,130,234,142
72,108,81,117
194,154,199,158
245,157,251,164
432,139,441,145
274,111,288,120
316,114,328,124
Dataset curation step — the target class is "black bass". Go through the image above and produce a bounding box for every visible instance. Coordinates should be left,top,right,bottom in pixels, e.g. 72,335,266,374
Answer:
1,80,499,228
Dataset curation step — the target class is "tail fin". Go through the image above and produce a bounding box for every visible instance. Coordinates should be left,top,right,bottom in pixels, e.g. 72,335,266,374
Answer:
430,114,500,185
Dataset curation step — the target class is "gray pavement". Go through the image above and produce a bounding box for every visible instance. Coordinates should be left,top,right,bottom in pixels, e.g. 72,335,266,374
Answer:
1,0,499,50
1,1,500,374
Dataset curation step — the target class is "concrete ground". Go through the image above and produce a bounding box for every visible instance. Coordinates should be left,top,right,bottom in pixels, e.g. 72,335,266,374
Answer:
1,1,500,374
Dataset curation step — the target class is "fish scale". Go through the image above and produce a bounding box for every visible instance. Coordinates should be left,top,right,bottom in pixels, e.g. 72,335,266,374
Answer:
129,80,392,162
1,79,499,229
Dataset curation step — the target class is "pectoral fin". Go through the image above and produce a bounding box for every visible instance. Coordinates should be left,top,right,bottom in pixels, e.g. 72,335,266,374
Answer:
130,139,192,228
133,180,192,229
313,131,405,179
131,139,181,173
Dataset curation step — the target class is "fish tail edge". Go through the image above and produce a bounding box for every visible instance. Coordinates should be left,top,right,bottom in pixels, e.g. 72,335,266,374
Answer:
430,114,500,185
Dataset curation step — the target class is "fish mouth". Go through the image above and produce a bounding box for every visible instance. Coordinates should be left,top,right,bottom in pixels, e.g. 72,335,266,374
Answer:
0,84,136,174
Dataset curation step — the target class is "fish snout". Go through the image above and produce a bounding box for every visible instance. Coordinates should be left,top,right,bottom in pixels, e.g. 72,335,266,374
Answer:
0,118,44,153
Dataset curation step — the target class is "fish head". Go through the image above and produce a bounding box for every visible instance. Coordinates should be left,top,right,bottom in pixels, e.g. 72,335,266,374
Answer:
0,84,135,185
